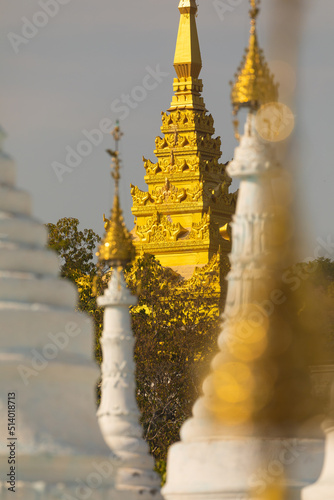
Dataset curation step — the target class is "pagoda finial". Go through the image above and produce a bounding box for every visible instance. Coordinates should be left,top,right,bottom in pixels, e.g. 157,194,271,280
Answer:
250,0,260,25
230,0,279,115
174,0,202,79
107,122,123,197
96,122,134,267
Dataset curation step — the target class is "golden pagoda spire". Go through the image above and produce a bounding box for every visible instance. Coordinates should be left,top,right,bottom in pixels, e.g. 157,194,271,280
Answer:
174,0,202,79
169,0,205,111
231,0,279,114
96,122,134,267
130,0,236,284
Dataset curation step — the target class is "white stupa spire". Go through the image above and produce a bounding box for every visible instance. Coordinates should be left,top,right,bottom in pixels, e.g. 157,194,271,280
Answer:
162,112,324,500
97,270,162,499
96,124,162,499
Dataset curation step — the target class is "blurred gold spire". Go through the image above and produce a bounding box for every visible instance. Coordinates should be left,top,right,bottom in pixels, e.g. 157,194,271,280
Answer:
96,123,134,267
230,0,279,114
174,0,202,79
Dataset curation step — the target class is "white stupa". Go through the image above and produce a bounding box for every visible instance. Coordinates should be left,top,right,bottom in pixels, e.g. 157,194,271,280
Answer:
303,381,334,500
95,124,163,499
0,126,120,498
162,112,324,500
162,2,324,498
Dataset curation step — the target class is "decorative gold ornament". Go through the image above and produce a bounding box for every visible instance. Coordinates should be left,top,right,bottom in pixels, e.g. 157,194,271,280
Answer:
230,0,279,114
220,223,231,242
97,195,135,266
97,123,135,267
186,251,221,290
135,212,188,244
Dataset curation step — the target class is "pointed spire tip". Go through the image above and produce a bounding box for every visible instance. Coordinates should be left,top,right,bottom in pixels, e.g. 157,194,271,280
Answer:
174,0,202,79
230,0,278,114
97,125,134,267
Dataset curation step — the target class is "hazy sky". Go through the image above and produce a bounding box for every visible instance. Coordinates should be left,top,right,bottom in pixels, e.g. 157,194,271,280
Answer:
1,0,334,259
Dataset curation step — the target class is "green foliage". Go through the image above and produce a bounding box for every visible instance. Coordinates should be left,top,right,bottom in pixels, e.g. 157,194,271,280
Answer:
46,219,334,476
292,258,334,363
46,220,222,476
46,217,104,367
46,218,334,476
155,459,167,486
311,257,334,285
124,254,221,466
46,217,101,281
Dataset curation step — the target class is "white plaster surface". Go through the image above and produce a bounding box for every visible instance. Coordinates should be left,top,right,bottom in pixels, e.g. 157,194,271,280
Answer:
303,380,334,500
97,270,163,499
0,130,118,498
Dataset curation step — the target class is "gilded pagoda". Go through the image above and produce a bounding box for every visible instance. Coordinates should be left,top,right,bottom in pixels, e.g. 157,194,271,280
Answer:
131,0,237,283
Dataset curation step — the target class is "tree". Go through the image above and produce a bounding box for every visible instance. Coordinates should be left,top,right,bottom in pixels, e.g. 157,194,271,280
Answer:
46,219,223,481
46,217,101,282
46,217,104,364
48,219,334,479
293,258,334,364
124,254,221,479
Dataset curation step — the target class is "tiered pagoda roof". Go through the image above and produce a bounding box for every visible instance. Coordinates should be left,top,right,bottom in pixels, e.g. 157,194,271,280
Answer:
131,0,237,284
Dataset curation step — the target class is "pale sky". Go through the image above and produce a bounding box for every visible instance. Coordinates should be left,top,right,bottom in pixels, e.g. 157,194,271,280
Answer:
1,0,334,259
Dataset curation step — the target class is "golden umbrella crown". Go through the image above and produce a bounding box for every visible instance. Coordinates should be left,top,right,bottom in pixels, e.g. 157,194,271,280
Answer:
96,124,135,267
230,0,279,114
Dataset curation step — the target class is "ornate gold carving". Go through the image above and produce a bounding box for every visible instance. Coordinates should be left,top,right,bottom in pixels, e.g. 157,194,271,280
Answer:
130,184,153,206
132,178,238,211
144,156,204,177
155,136,168,150
186,181,204,202
200,134,221,152
209,182,238,207
183,251,230,297
188,212,212,241
135,212,188,243
153,133,222,158
161,110,214,134
185,252,221,289
143,157,162,175
151,179,187,204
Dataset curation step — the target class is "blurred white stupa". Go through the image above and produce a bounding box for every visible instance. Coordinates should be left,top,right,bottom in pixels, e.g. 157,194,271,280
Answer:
0,126,119,498
163,2,324,498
